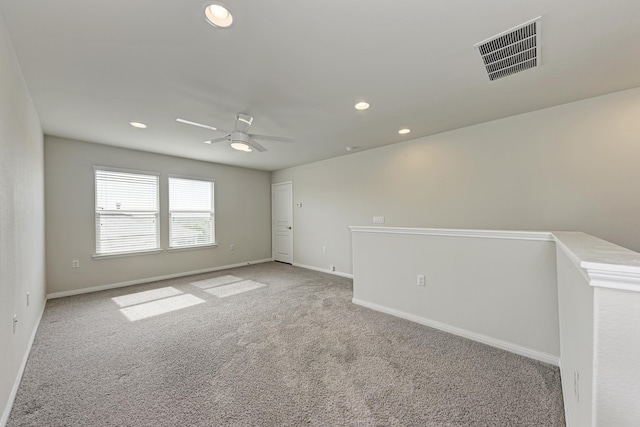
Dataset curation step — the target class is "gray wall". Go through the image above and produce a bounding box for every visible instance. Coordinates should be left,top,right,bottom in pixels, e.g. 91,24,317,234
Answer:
45,136,272,295
0,15,46,425
273,87,640,275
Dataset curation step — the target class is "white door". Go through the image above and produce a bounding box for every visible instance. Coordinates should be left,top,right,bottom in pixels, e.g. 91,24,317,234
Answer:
272,182,293,264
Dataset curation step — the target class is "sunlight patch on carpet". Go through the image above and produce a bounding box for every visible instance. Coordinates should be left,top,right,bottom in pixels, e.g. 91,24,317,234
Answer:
190,275,242,289
205,280,266,298
111,286,183,308
119,294,205,321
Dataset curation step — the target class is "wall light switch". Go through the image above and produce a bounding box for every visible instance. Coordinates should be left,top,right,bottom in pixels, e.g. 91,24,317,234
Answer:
373,216,385,224
72,260,80,268
417,275,426,286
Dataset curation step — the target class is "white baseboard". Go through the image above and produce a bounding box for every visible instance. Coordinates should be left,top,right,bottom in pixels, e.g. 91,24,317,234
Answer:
1,300,46,427
352,298,560,367
46,259,274,299
293,263,353,279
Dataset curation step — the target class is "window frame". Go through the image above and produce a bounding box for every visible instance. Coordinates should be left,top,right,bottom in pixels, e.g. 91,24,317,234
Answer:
93,165,161,258
167,174,216,250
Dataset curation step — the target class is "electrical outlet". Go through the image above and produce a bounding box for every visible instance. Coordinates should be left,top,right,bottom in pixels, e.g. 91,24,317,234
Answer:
27,292,30,307
230,244,235,251
72,260,79,268
330,265,336,272
417,275,426,286
13,315,18,335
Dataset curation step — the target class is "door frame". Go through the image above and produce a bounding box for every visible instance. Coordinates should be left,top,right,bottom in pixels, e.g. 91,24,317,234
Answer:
271,181,293,263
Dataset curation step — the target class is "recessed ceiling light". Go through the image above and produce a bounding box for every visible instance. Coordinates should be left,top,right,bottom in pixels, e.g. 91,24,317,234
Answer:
398,128,411,135
231,142,252,152
354,102,370,111
129,122,147,129
205,4,233,28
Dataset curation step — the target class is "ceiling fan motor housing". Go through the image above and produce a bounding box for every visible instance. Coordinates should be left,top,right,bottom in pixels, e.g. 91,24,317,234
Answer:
230,131,249,143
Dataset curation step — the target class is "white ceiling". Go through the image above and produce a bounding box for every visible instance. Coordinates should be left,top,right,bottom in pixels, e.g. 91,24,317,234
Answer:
2,0,640,171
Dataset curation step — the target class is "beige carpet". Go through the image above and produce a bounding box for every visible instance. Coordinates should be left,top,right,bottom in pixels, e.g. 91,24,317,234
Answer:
8,262,565,426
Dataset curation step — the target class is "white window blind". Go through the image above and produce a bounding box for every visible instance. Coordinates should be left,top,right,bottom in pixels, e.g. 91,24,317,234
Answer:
169,177,214,248
95,168,159,255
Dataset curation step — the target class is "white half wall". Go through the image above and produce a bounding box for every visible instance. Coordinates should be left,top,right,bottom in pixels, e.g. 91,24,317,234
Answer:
351,228,640,426
44,136,272,295
0,14,46,426
350,227,560,364
272,87,640,275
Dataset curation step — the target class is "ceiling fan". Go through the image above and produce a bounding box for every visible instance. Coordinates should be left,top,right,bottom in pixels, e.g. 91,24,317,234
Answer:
176,113,293,152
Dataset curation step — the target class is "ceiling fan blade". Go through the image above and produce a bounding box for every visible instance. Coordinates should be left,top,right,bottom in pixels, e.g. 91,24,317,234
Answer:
206,135,231,144
250,134,294,143
176,118,218,131
248,138,267,152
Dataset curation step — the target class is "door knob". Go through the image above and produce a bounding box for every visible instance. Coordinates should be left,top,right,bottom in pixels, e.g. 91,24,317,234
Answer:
287,227,292,229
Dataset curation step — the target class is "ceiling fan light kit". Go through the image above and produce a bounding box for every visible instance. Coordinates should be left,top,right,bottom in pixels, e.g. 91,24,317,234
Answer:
176,114,293,153
230,142,252,152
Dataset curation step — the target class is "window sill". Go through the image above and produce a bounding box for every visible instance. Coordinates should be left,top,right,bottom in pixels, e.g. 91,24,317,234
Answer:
166,243,218,252
93,248,164,259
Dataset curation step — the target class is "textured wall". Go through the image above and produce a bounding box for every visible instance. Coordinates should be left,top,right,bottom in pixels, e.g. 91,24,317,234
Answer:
594,287,640,426
45,136,272,295
272,87,640,276
555,249,593,427
0,14,46,425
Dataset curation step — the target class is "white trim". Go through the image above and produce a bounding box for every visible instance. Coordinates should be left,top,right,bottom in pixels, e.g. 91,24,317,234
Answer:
46,259,273,299
166,243,218,252
294,263,353,279
585,269,640,292
349,226,554,242
1,300,46,427
93,248,164,259
93,164,160,176
166,173,215,182
352,298,560,367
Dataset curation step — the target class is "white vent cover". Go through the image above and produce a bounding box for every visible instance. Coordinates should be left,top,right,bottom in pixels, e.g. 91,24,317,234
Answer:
475,17,542,81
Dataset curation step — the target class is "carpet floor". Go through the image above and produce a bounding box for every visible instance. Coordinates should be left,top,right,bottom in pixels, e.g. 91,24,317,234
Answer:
8,262,565,426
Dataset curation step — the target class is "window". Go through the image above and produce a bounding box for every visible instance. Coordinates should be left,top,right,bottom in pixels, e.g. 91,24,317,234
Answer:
168,176,215,248
95,168,160,256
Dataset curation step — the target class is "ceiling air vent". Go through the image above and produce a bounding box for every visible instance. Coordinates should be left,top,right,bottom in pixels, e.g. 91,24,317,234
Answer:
474,17,542,81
